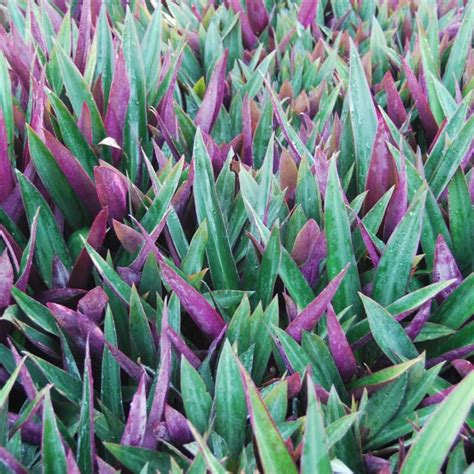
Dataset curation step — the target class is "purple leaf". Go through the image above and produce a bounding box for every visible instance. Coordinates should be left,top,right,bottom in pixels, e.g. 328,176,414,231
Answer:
164,404,193,445
432,235,462,303
383,148,407,239
382,71,408,129
326,304,357,382
74,0,91,73
43,129,101,216
144,300,172,448
121,373,148,447
427,345,474,369
364,454,392,474
158,50,184,139
0,447,28,474
52,256,70,288
8,412,42,445
246,0,269,36
77,286,108,324
297,0,318,28
0,250,13,310
47,302,104,355
451,359,473,377
291,219,326,286
78,102,93,146
195,50,228,134
94,166,128,221
286,264,349,342
405,301,432,341
9,340,37,401
15,208,39,291
157,256,226,339
401,58,438,143
229,0,257,48
167,327,201,368
129,210,170,272
113,220,144,253
364,117,397,213
66,449,81,474
105,52,130,164
0,110,14,203
69,208,108,288
97,457,119,474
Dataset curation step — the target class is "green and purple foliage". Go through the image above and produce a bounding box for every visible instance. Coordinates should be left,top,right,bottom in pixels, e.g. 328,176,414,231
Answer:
0,0,473,472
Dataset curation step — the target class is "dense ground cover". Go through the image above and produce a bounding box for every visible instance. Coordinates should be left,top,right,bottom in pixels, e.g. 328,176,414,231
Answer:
0,0,473,472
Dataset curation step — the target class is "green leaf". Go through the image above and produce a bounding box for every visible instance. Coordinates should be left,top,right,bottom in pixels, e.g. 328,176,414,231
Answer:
325,159,361,315
123,9,147,182
256,227,281,308
77,351,93,474
27,126,90,228
428,116,474,199
193,129,239,290
214,341,246,459
363,373,408,441
55,45,105,143
237,357,298,474
448,169,473,272
0,358,25,407
188,424,227,474
301,375,332,474
180,358,212,435
42,391,68,474
372,189,426,306
349,356,423,391
361,294,418,363
129,286,157,367
104,443,172,473
47,92,97,178
101,307,124,420
17,172,72,287
430,273,474,329
442,0,474,94
28,352,82,404
348,41,377,190
400,372,474,474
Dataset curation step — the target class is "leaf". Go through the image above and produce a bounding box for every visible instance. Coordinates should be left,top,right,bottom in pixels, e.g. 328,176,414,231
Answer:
77,344,94,474
121,373,147,447
55,45,104,143
27,126,90,228
0,358,25,407
348,41,377,190
104,443,172,473
286,265,349,342
129,286,157,366
42,391,68,474
360,293,418,363
193,129,239,290
324,159,361,315
122,10,147,182
180,358,212,434
372,189,426,306
256,227,281,308
363,373,408,441
158,256,225,339
237,356,298,474
400,372,474,474
442,0,474,94
301,375,332,474
214,340,246,459
17,172,72,287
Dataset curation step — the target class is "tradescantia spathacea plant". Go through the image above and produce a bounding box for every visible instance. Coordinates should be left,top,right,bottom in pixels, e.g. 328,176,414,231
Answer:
0,0,473,472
